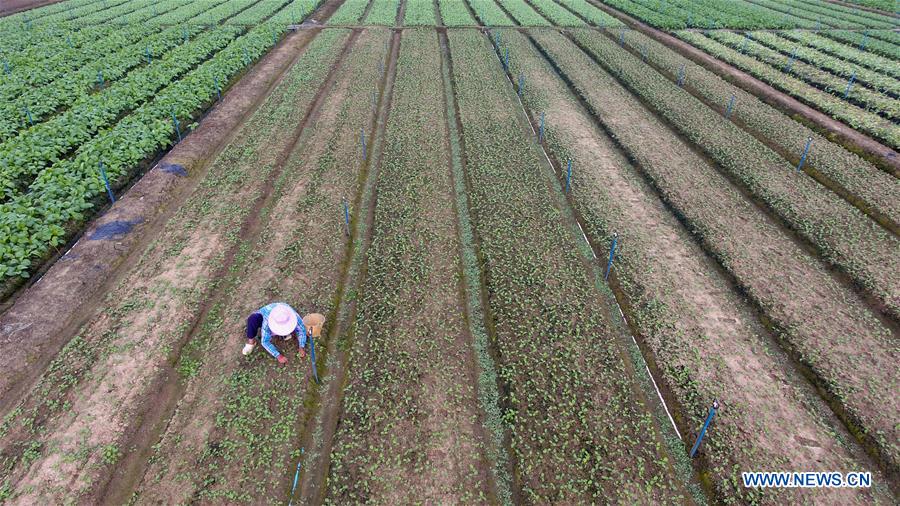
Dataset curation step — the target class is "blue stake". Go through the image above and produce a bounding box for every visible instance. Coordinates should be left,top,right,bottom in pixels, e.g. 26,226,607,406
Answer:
725,93,735,119
740,33,750,54
689,400,719,458
171,108,181,141
214,76,221,101
98,162,115,203
677,64,686,87
2,60,9,74
360,129,366,161
309,334,320,384
288,450,303,506
182,27,188,42
243,47,250,65
97,70,104,87
23,107,33,126
272,28,277,46
342,198,350,236
843,71,856,98
517,73,524,97
814,20,821,32
565,159,572,194
619,29,625,46
538,112,544,142
796,136,812,172
67,35,72,48
859,30,868,50
145,46,152,64
604,233,617,281
378,60,383,76
783,47,797,73
641,45,647,62
504,48,509,72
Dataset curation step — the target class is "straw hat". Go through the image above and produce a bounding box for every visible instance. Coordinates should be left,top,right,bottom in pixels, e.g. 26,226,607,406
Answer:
268,304,298,336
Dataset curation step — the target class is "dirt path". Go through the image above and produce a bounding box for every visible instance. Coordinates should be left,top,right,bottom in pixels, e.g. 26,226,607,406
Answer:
530,29,898,493
0,26,323,420
584,0,900,173
506,27,890,504
0,28,353,505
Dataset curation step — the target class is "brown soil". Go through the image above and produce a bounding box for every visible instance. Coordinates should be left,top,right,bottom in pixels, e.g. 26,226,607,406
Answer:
515,28,886,504
0,28,322,421
0,0,62,16
584,0,900,173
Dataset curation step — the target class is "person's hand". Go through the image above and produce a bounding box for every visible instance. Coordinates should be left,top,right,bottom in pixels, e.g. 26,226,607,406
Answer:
277,355,288,365
298,348,306,359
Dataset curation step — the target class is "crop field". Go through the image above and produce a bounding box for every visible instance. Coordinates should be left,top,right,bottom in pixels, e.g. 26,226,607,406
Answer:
0,0,898,504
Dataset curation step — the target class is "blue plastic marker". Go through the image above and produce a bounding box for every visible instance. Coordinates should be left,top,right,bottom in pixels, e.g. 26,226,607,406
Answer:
724,94,735,119
288,451,303,506
214,76,222,101
690,400,719,458
243,47,250,65
342,198,350,236
309,335,320,384
604,233,617,281
517,73,524,97
360,128,366,161
783,47,797,73
796,136,812,172
98,162,115,203
146,46,152,64
2,60,9,74
97,70,104,87
619,29,625,46
23,107,33,126
565,159,572,193
859,30,869,50
676,64,686,87
539,112,545,142
171,108,181,141
843,71,856,99
504,48,509,72
740,33,750,54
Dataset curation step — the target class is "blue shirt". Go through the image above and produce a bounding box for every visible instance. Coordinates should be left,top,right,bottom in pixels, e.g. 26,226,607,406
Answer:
256,302,306,358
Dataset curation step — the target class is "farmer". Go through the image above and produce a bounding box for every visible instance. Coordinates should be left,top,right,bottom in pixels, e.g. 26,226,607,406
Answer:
242,302,308,364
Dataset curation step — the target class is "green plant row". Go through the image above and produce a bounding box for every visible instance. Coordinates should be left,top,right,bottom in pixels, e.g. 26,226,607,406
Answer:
326,29,493,504
555,0,623,27
328,0,370,24
131,0,230,26
0,23,144,101
0,25,204,143
778,29,900,81
575,30,900,320
438,0,476,25
838,0,896,11
224,0,293,25
677,30,899,149
0,0,99,27
403,0,437,25
52,0,161,27
268,0,327,24
531,28,900,495
596,0,817,29
0,22,116,63
186,0,260,26
617,28,900,227
0,27,242,202
495,0,550,25
707,31,899,119
467,0,515,26
823,29,900,60
525,0,583,26
0,23,281,282
364,0,400,25
750,30,900,96
449,29,684,503
772,0,897,28
23,0,135,26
